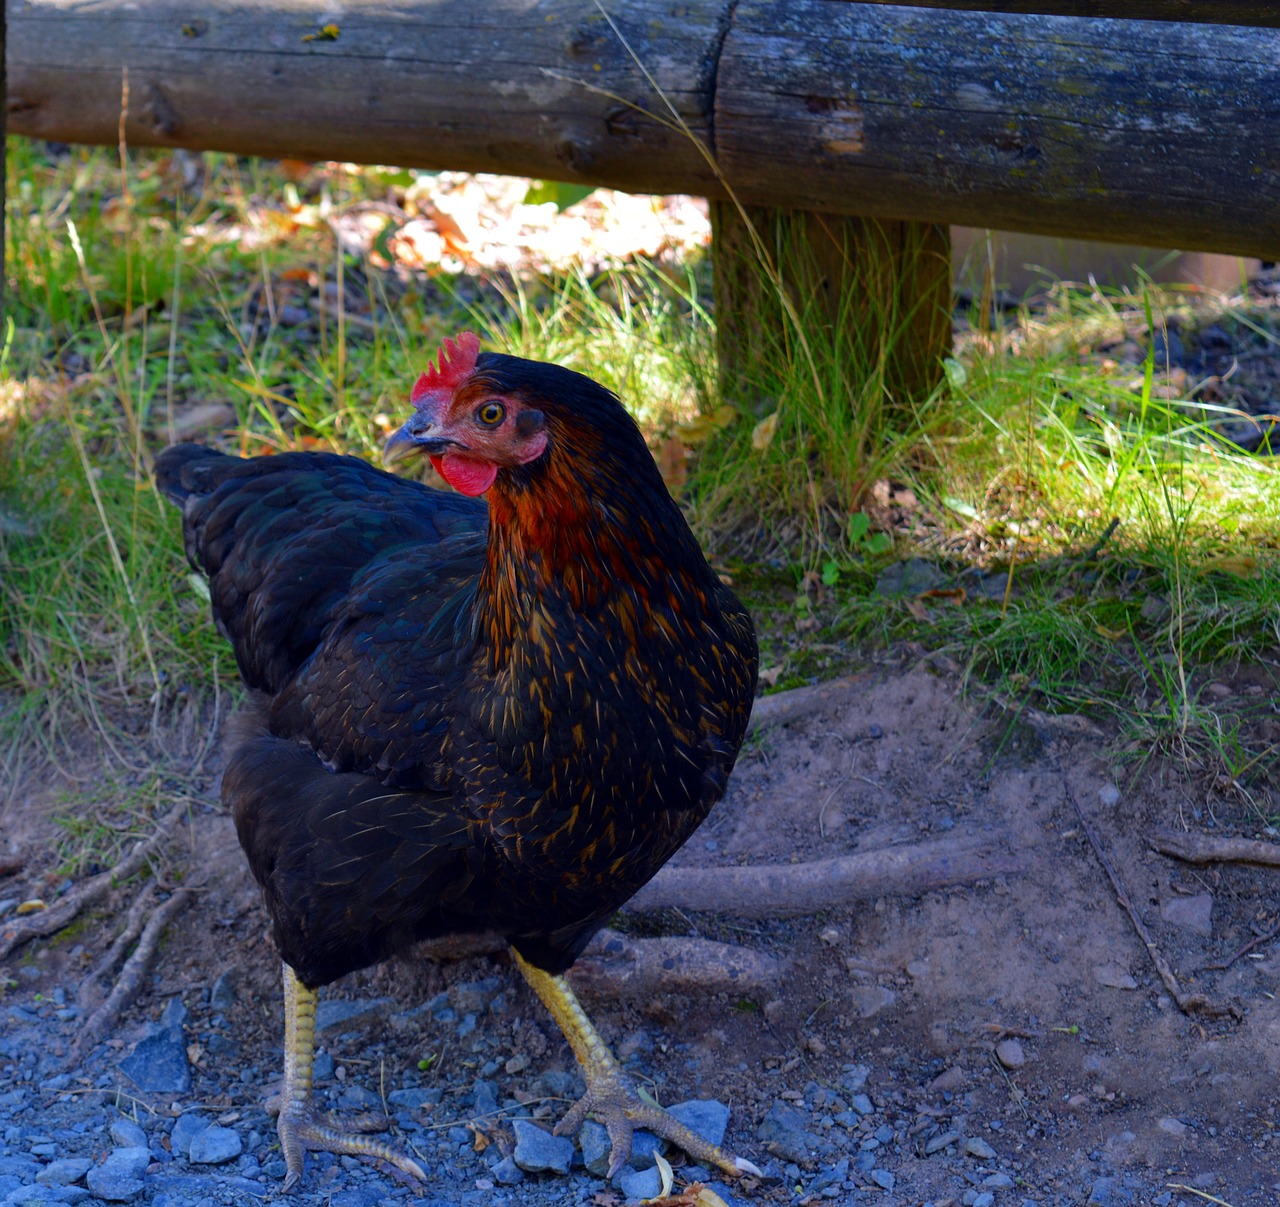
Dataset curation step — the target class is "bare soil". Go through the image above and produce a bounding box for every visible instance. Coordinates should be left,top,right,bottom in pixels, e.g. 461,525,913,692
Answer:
3,659,1280,1206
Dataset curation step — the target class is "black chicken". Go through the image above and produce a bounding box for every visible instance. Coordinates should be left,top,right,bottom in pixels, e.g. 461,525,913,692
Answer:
155,333,759,1191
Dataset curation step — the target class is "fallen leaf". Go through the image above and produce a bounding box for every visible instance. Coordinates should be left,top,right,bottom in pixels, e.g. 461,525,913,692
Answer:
917,587,966,605
1195,555,1257,578
15,900,47,915
904,599,929,621
752,411,779,452
676,405,736,447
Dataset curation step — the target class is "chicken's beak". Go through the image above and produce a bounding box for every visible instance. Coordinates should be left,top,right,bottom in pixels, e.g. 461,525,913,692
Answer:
383,417,461,468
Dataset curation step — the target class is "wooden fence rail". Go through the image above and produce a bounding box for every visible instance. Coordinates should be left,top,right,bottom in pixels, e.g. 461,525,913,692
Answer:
9,0,1280,259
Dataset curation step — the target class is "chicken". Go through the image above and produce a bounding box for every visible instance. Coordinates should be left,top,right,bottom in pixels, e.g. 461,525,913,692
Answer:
154,333,759,1192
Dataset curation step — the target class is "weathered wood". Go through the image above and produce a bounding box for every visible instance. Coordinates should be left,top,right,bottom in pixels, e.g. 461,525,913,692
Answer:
715,3,1280,259
8,2,1280,257
854,1,1280,26
7,0,724,197
713,203,950,406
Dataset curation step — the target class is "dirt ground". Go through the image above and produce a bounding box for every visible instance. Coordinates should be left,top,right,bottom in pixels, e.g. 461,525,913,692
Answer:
4,658,1280,1206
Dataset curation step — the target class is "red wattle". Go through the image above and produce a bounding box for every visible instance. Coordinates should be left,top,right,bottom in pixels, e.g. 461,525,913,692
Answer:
438,453,498,497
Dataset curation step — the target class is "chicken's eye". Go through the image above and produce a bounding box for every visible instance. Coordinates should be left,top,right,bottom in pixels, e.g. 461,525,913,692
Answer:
477,402,505,427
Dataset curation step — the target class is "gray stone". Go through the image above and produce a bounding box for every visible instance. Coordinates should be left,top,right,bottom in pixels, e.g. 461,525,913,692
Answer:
623,1130,664,1171
965,1136,998,1159
924,1130,960,1155
972,1194,995,1207
668,1100,730,1149
7,1187,90,1205
615,1165,662,1201
849,986,897,1019
510,1120,574,1175
118,1033,190,1095
875,558,947,597
107,1122,146,1150
490,1156,524,1185
98,1149,149,1181
1161,893,1213,937
187,1126,242,1165
870,1169,895,1190
387,1089,437,1110
994,1039,1025,1070
168,1115,209,1158
1098,784,1121,807
471,1079,499,1118
208,972,236,1011
84,1147,150,1202
983,1172,1016,1188
34,1159,91,1187
757,1101,827,1165
578,1120,612,1177
158,998,188,1039
314,998,394,1034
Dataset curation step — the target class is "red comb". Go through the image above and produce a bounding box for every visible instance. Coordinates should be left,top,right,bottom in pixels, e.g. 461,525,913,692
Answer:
410,331,481,408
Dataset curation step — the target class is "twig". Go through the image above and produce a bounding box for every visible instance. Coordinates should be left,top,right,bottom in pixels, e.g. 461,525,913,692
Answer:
70,888,193,1063
1149,830,1280,870
1199,919,1280,973
1080,516,1120,563
629,833,1032,917
0,802,187,960
1056,760,1241,1022
78,882,157,1012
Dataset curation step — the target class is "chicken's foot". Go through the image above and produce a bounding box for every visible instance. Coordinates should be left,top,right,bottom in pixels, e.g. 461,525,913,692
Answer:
511,949,761,1180
276,963,426,1192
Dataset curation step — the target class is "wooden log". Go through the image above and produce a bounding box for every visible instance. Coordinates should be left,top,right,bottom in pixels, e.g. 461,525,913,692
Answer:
713,203,949,408
9,2,1280,258
853,1,1280,26
716,3,1280,258
7,0,723,197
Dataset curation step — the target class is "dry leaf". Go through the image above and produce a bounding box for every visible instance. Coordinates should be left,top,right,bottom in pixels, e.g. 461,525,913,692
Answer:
752,411,779,452
904,599,929,621
917,587,966,606
676,405,736,447
1095,624,1126,640
1196,555,1258,578
15,899,47,915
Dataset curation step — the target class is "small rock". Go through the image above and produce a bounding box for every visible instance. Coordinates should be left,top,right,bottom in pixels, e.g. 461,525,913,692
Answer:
928,1066,965,1093
1098,784,1121,807
109,1120,147,1149
994,1039,1025,1070
85,1147,150,1202
964,1136,998,1159
491,1155,524,1185
627,1131,665,1171
870,1169,895,1190
510,1120,574,1175
208,971,236,1011
1161,893,1213,937
188,1125,243,1165
119,1033,190,1094
983,1172,1015,1188
668,1100,730,1149
615,1165,662,1200
1095,963,1139,990
314,998,394,1033
924,1130,959,1155
757,1101,827,1165
1158,1117,1188,1136
578,1120,611,1178
849,986,897,1019
169,1114,210,1158
34,1158,92,1186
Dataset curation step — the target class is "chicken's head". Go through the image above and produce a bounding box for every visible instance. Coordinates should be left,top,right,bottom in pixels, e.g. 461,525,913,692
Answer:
383,332,548,496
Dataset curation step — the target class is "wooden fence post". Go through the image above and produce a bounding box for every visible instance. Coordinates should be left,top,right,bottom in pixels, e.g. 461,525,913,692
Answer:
712,203,951,410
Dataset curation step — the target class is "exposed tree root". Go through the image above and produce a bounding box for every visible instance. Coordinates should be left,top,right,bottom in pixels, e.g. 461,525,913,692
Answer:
78,882,159,1013
0,802,187,961
748,673,873,736
1149,830,1280,870
628,833,1032,917
70,888,193,1064
1058,761,1242,1022
569,929,784,998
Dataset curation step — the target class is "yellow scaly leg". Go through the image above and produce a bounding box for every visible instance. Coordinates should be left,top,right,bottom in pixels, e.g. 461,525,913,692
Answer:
511,949,760,1180
276,963,426,1193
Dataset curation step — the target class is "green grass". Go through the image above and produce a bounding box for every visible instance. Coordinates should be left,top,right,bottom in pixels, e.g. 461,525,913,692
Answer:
3,137,1280,785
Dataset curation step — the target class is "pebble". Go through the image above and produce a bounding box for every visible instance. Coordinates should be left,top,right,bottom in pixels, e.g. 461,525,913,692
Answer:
118,1033,190,1095
1098,784,1121,806
615,1165,662,1200
1094,963,1139,991
757,1100,828,1164
84,1147,149,1202
490,1155,524,1185
995,1039,1025,1069
208,972,236,1011
578,1120,611,1177
34,1158,91,1186
1157,1116,1188,1136
187,1126,242,1165
510,1120,574,1175
1161,893,1214,936
314,998,393,1033
107,1121,146,1150
169,1115,210,1158
668,1099,730,1148
965,1137,998,1159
